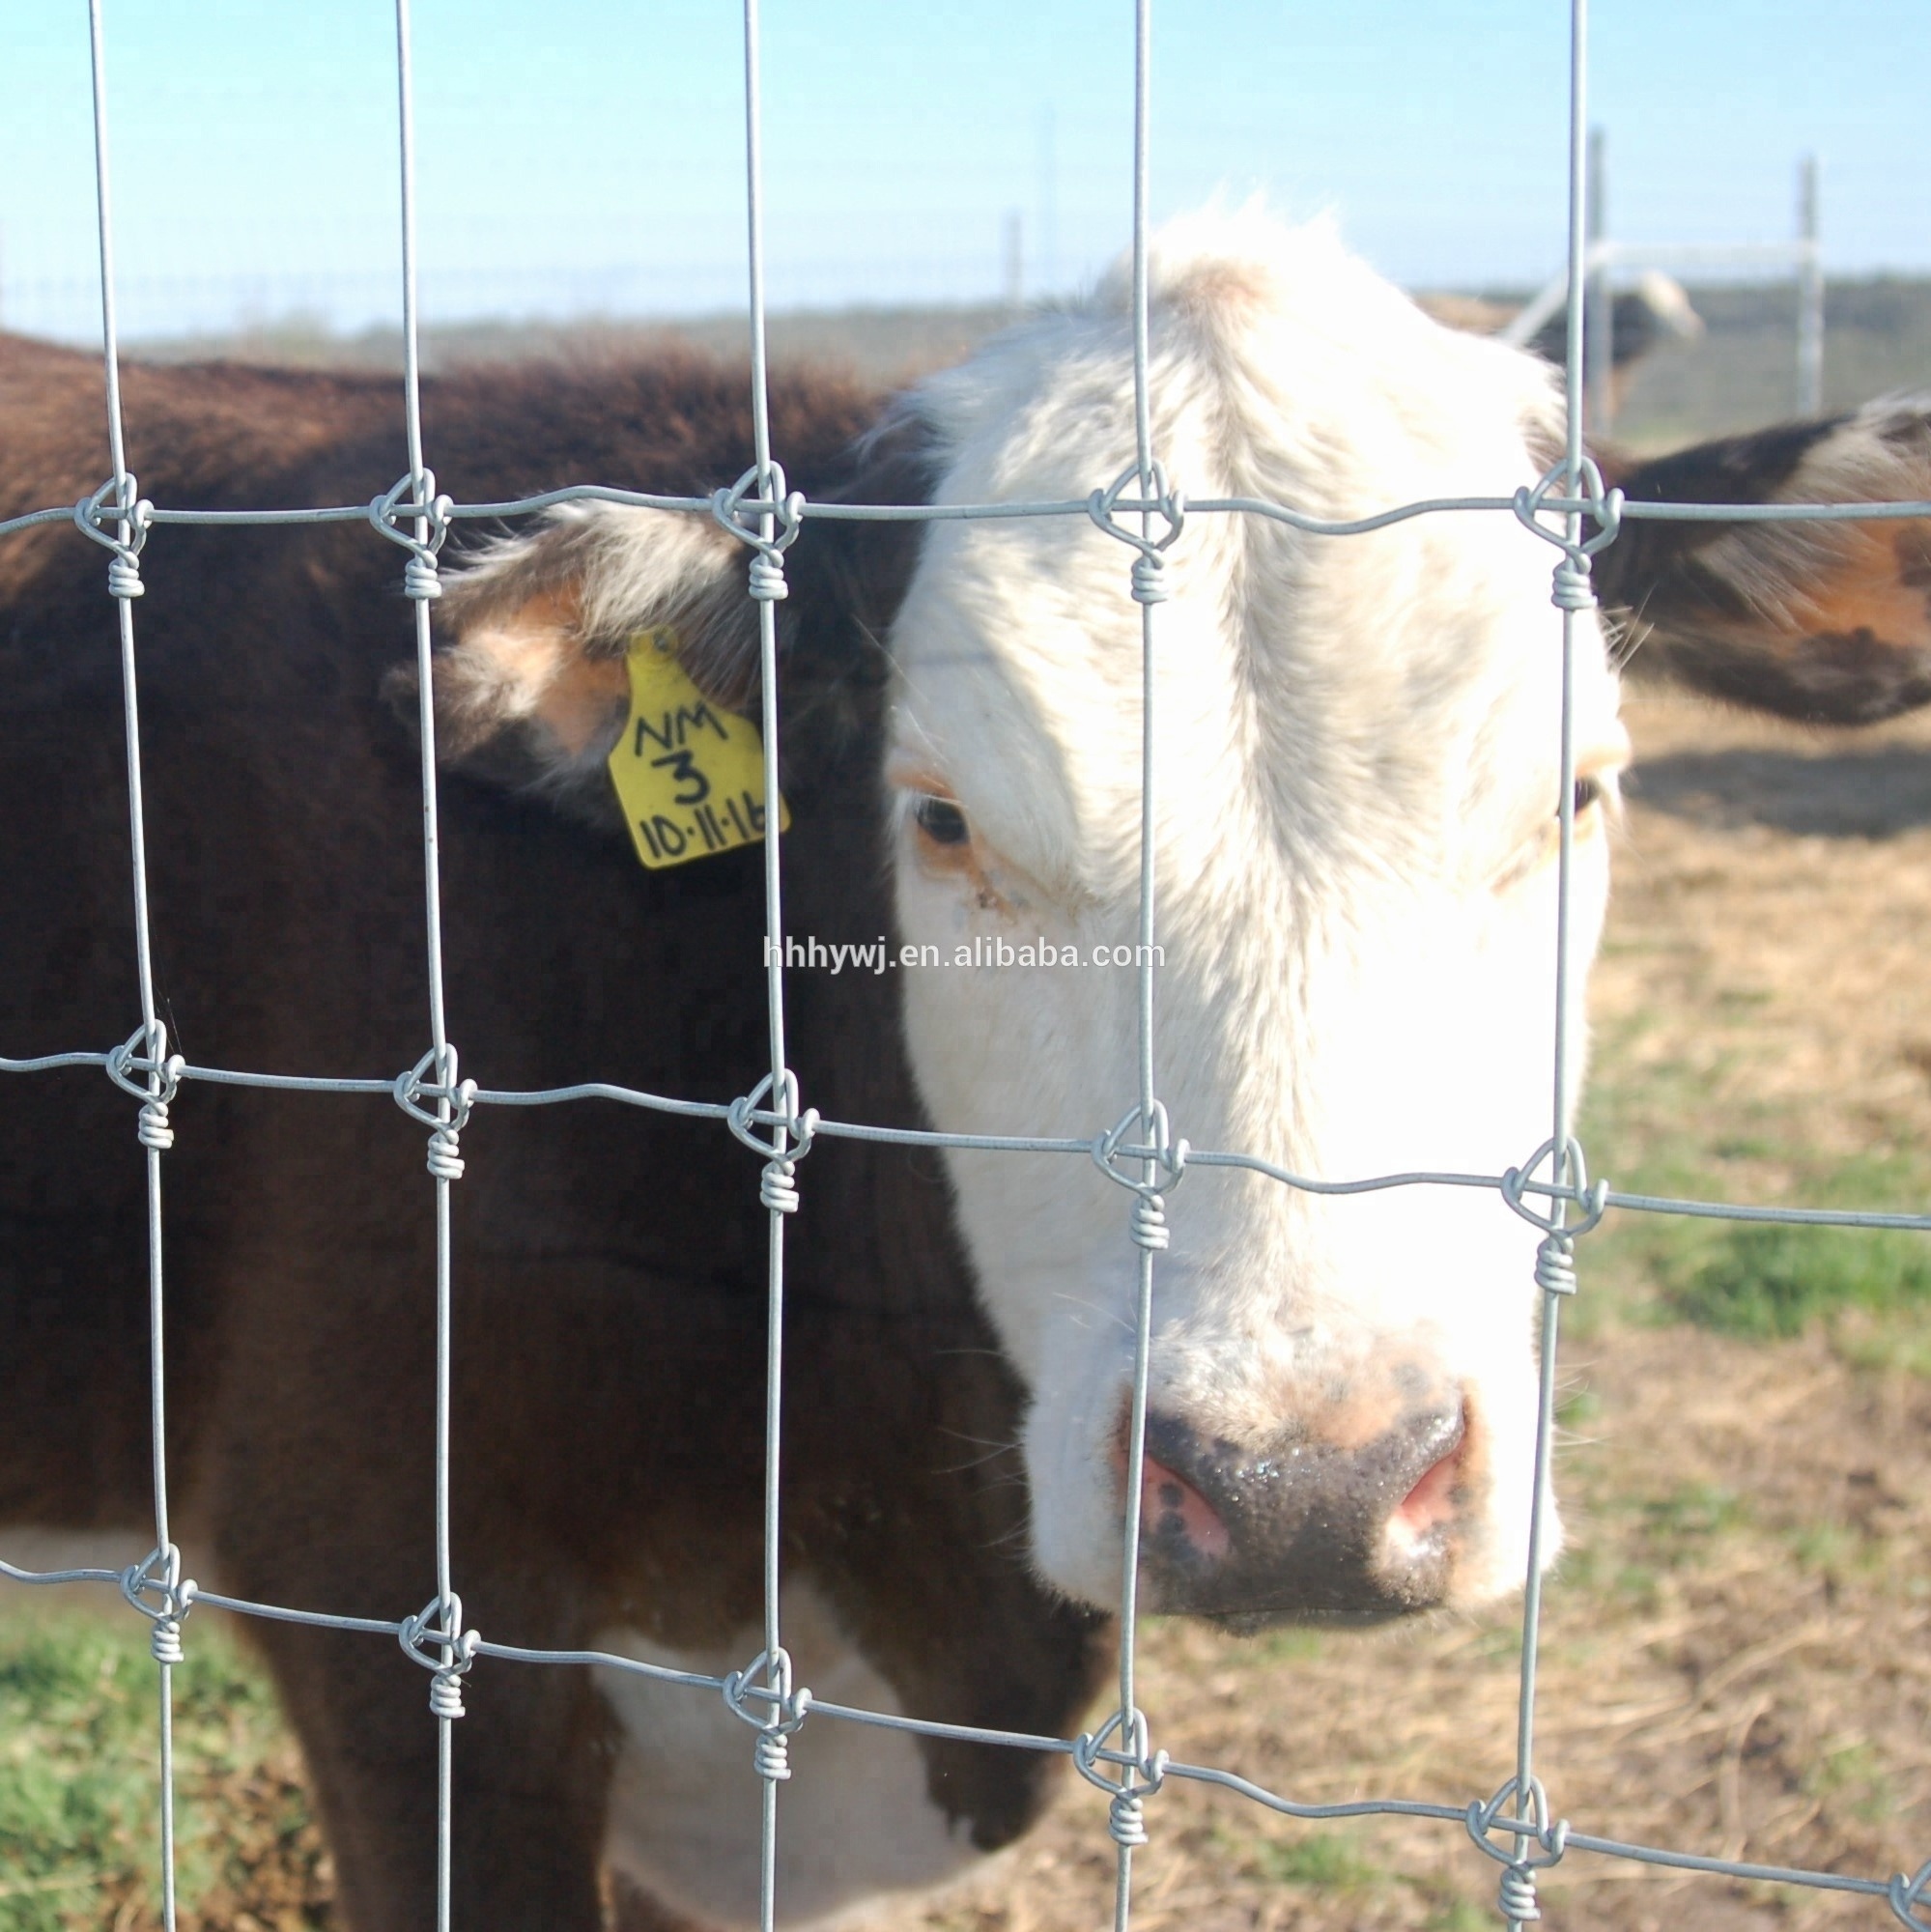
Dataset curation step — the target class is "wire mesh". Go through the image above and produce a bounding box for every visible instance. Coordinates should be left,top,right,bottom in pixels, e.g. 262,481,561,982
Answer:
1,2,1927,1930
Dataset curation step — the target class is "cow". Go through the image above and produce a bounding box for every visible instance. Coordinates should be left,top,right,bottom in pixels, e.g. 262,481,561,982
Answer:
0,337,1112,1931
1419,266,1705,414
5,208,1930,1931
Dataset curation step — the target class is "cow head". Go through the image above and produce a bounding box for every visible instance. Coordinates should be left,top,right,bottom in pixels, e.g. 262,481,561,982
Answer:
424,210,1931,1633
880,214,1931,1626
879,215,1618,1623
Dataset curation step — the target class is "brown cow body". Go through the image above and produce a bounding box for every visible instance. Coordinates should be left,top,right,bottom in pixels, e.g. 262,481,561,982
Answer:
0,333,1107,1931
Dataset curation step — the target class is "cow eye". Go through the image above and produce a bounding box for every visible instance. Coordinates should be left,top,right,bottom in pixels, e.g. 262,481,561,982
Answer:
914,794,970,847
1571,775,1603,817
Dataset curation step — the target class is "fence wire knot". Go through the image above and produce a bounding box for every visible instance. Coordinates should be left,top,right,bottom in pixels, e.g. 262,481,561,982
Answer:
1891,1860,1931,1932
712,462,806,602
1466,1776,1568,1900
105,1022,185,1152
73,472,153,600
1534,1233,1577,1296
425,1125,465,1181
393,1044,477,1179
1511,456,1624,613
1074,1707,1168,1848
729,1069,819,1171
369,469,454,600
399,1592,480,1719
1109,1790,1149,1847
1549,559,1595,611
1501,1135,1607,1239
1129,1192,1170,1251
1089,459,1185,604
1093,1100,1187,1249
1466,1776,1568,1926
120,1545,195,1664
723,1647,812,1781
760,1160,801,1214
1497,1863,1543,1923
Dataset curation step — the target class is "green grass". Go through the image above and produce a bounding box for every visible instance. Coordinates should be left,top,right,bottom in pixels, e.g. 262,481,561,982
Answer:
1568,1044,1931,1367
1245,1831,1379,1893
1661,1221,1931,1339
0,1600,324,1932
1244,1627,1324,1667
1633,1482,1751,1547
1422,1898,1498,1932
1803,1741,1895,1827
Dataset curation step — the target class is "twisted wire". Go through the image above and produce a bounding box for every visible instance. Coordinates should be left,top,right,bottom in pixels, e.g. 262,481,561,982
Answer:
1497,1863,1542,1923
1128,1193,1169,1251
1549,557,1595,611
1533,1234,1577,1296
1108,1792,1149,1848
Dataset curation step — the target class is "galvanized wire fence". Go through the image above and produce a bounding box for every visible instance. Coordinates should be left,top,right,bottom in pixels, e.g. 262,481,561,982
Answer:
1,2,1928,1930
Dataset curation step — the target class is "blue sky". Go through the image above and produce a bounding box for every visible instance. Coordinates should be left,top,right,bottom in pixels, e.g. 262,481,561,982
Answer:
2,2,1926,341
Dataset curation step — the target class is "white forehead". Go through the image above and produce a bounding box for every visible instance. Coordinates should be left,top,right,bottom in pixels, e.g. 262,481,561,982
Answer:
888,210,1616,900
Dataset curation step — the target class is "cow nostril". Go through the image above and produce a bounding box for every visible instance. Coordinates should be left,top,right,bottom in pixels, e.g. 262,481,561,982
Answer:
1139,1452,1231,1562
1385,1421,1465,1558
1111,1429,1234,1563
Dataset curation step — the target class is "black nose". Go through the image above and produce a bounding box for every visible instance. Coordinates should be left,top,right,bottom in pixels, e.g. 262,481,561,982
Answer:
1131,1401,1466,1627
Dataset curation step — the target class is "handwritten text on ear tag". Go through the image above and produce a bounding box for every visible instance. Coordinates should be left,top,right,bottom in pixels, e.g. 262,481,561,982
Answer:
607,627,789,870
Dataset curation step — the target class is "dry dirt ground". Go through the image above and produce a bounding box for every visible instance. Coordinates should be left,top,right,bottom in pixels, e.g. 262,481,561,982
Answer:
7,690,1930,1932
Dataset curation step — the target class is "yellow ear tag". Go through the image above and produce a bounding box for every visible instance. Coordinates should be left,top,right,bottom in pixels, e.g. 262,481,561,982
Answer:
607,627,789,870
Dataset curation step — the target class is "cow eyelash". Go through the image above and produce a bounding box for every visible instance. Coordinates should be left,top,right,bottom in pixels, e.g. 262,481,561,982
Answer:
913,794,971,847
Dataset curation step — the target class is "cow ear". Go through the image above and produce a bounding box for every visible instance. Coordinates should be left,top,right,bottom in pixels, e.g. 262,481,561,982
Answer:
1595,398,1931,723
386,506,758,810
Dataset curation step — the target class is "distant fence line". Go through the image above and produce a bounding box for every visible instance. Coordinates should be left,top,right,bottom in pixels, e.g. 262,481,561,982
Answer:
1500,131,1824,428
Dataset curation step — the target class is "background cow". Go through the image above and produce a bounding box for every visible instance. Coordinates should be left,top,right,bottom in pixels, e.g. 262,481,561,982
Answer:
4,210,1930,1928
1419,267,1706,415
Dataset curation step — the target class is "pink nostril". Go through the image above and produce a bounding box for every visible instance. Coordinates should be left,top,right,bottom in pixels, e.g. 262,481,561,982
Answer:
1139,1452,1231,1561
1387,1436,1463,1554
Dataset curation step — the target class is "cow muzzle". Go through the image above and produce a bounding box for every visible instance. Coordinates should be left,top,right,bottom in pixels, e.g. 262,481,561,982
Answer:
1117,1397,1468,1628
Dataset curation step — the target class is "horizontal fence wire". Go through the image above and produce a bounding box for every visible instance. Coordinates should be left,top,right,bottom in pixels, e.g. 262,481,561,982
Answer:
1,0,1927,1928
16,483,1931,551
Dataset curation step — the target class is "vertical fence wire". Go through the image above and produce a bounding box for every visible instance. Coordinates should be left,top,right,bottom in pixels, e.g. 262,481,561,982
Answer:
390,5,466,1926
1500,2,1593,1923
1108,6,1162,1932
739,7,798,1929
83,5,182,1927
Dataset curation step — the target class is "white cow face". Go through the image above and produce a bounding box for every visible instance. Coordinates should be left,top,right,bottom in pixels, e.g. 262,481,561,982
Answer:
885,214,1628,1623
